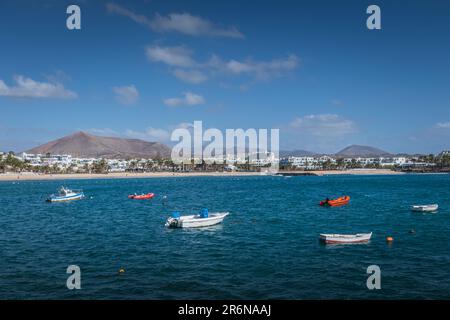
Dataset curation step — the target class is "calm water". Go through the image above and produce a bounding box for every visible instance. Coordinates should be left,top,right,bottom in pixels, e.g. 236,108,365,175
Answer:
1,174,450,299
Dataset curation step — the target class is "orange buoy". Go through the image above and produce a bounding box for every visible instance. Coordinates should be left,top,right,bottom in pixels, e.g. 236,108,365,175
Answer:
386,236,394,242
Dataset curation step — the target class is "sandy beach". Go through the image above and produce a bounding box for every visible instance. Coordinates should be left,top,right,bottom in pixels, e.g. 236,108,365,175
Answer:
0,169,404,181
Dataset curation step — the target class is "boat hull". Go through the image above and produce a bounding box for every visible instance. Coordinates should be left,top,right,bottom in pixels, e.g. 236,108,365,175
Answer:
320,196,350,207
166,212,229,228
129,193,155,200
411,204,438,212
319,232,372,244
47,193,84,202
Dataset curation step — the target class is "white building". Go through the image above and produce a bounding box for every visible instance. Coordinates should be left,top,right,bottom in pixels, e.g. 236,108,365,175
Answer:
282,156,320,170
107,159,128,172
318,155,336,164
393,157,407,165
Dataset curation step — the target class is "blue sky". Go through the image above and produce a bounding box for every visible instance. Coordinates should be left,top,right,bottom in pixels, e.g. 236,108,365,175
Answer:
1,0,450,154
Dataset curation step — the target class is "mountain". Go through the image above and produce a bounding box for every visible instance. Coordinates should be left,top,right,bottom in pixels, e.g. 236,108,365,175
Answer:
25,131,171,159
335,145,391,157
279,149,318,157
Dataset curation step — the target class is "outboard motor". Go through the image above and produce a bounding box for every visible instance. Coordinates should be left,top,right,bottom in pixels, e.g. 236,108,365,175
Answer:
199,208,209,218
169,211,181,227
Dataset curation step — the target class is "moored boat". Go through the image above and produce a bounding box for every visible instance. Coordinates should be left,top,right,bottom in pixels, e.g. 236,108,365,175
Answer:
128,193,155,200
165,209,229,228
411,204,438,212
319,232,372,244
46,187,84,202
320,195,350,207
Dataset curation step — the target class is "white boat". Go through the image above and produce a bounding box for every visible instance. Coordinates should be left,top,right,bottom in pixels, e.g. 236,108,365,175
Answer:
165,209,229,228
46,187,84,202
411,204,438,212
319,232,372,244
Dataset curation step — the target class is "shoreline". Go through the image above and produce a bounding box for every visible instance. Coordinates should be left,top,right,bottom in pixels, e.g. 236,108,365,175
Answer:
0,171,260,181
309,169,405,176
0,169,406,181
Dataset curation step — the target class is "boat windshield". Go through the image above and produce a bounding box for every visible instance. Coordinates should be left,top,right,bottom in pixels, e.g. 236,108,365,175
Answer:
59,187,72,195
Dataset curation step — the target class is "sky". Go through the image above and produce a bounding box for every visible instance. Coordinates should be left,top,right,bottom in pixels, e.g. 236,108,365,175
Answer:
1,0,450,154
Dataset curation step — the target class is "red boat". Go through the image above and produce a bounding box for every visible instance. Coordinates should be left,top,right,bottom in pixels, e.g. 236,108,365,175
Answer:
128,193,155,200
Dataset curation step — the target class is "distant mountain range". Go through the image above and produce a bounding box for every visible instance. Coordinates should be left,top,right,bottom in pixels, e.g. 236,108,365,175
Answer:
281,145,392,158
26,131,171,159
334,145,391,157
24,132,396,159
279,149,319,157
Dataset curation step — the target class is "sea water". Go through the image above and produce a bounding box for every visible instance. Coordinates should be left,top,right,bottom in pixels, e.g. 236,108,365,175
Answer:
0,174,449,299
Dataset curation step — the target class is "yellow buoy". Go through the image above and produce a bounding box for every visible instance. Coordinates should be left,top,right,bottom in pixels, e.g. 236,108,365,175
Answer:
119,267,125,274
386,236,394,242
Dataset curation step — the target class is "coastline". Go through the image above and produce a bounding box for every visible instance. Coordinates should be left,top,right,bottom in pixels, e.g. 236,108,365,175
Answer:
0,169,404,181
310,169,405,176
0,171,261,181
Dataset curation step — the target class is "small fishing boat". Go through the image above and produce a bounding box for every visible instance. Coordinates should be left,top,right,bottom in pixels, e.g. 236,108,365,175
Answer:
128,193,155,200
411,204,438,212
319,232,372,244
165,209,229,228
320,195,350,207
46,187,84,202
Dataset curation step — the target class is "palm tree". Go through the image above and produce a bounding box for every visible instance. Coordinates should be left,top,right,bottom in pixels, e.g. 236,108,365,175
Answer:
129,160,138,171
83,163,90,174
0,159,5,173
322,159,332,170
92,159,108,173
66,163,76,174
336,158,345,170
51,163,60,174
40,164,51,174
145,160,153,172
4,153,24,172
443,155,450,166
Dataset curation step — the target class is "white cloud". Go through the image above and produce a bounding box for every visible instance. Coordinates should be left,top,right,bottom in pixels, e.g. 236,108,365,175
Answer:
173,69,208,84
435,122,450,129
163,92,205,107
151,13,244,39
124,122,195,143
44,70,71,84
225,60,253,74
106,3,153,28
282,114,358,153
146,45,300,84
106,3,244,39
222,54,299,80
171,122,194,130
289,114,357,137
84,122,196,144
113,85,139,105
331,99,342,106
125,127,171,142
146,45,196,68
85,128,120,137
0,75,77,99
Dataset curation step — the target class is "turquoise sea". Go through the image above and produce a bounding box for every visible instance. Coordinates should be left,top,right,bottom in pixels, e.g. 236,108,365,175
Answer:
1,174,450,299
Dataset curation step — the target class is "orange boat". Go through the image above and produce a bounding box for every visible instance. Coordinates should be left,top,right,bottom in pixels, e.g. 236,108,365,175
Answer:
320,196,350,207
128,193,155,200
